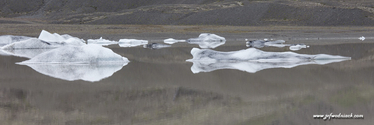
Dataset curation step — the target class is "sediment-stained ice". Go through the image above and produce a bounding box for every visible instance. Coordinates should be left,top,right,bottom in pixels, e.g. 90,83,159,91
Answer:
2,38,66,50
118,39,148,47
19,63,125,82
246,39,309,51
87,37,118,46
38,30,85,46
17,44,129,64
0,35,32,47
164,38,186,44
187,33,226,48
143,43,171,49
187,48,350,73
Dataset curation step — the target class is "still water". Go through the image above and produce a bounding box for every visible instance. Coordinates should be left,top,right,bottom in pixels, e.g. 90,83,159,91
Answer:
0,36,373,124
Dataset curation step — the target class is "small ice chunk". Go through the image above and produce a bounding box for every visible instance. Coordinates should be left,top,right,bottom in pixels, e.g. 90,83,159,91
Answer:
17,44,129,64
359,36,365,41
289,44,309,51
186,33,226,48
187,48,350,73
143,43,171,49
164,38,186,44
118,39,148,47
0,35,32,47
38,30,85,46
87,37,118,46
246,40,286,48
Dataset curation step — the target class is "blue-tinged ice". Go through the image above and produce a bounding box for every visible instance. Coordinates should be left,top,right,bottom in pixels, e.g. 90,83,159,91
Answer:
0,35,32,47
87,37,118,46
118,39,148,47
17,44,129,64
164,38,186,44
186,48,350,73
187,33,226,48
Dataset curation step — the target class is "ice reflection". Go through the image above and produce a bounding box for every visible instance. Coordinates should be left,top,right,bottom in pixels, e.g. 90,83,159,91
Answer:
187,48,350,73
187,33,226,48
19,64,125,82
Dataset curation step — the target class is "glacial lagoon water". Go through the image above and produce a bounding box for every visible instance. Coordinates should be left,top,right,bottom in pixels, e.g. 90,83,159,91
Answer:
1,32,374,124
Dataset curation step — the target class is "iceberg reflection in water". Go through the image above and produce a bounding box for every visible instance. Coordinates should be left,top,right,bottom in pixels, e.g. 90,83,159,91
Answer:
186,48,350,73
19,64,125,82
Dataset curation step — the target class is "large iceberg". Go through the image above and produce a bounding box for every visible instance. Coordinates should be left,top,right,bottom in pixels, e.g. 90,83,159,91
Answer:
187,48,350,73
0,35,32,47
118,39,148,47
2,38,66,50
87,37,118,46
1,48,53,58
19,63,125,82
38,30,85,46
186,33,226,48
17,44,129,64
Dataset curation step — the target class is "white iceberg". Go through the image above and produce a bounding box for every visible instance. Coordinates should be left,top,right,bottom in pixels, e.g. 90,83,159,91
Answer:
186,48,350,73
38,30,85,46
17,44,129,64
19,63,125,82
0,35,32,47
187,33,226,48
143,43,171,49
118,39,148,47
1,48,54,58
87,37,118,46
289,44,309,51
164,38,186,44
2,38,66,50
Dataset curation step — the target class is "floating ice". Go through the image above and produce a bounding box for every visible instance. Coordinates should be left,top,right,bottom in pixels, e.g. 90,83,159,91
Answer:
143,43,171,49
2,38,66,50
289,44,309,51
118,39,148,47
359,36,365,41
0,35,32,47
38,30,85,46
187,48,350,73
17,44,129,64
87,37,118,46
164,38,186,44
246,39,308,51
19,63,125,82
1,49,54,58
186,33,226,48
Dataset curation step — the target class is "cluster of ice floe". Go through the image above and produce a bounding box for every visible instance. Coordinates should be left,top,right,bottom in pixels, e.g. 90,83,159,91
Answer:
186,48,351,73
245,39,309,51
0,30,129,82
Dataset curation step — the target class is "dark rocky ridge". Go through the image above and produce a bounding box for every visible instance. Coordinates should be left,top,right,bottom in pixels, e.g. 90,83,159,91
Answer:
1,0,374,26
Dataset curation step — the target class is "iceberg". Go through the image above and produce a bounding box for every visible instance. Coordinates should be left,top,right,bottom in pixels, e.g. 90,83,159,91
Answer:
0,35,32,47
87,37,118,46
19,63,125,82
143,43,171,49
17,44,129,64
164,38,186,44
1,48,53,58
187,48,350,73
38,30,85,46
118,39,148,47
2,38,66,50
186,33,226,48
246,39,309,51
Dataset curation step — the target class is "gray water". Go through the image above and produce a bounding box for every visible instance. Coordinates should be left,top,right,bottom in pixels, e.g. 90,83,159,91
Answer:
0,38,373,125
